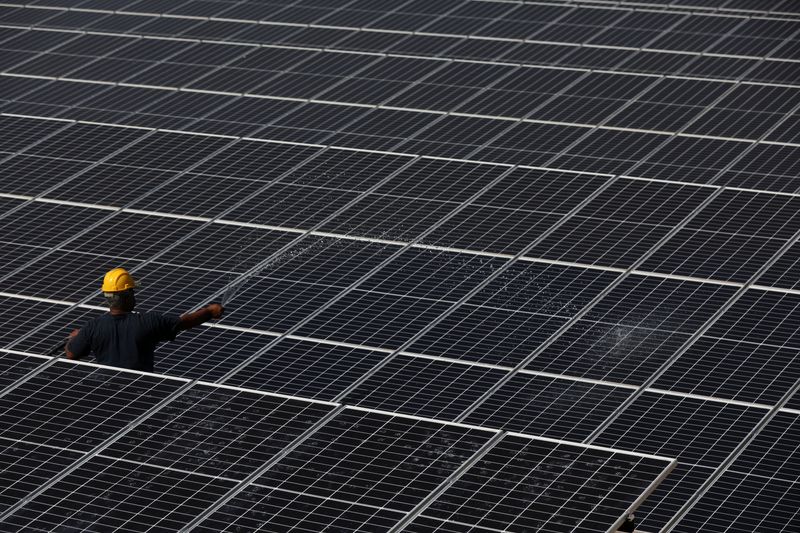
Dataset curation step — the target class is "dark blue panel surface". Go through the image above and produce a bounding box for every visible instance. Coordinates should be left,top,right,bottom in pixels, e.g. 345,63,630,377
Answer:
226,338,387,401
258,409,495,511
104,385,334,479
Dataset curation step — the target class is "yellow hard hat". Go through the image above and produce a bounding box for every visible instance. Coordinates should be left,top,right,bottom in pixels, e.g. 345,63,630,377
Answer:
101,267,137,293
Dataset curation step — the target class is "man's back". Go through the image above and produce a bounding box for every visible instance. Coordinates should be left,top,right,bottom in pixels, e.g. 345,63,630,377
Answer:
68,311,180,372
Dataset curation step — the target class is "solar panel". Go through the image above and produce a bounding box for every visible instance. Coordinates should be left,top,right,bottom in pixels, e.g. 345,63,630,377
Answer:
1,1,799,531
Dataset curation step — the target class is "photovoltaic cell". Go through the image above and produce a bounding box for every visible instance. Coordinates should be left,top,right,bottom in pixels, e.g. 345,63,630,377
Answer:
254,239,395,288
359,249,508,302
551,129,667,175
634,137,747,184
1,455,237,532
0,241,50,280
224,183,360,230
0,154,91,196
105,131,233,171
705,290,800,350
9,53,95,79
423,206,563,255
344,355,507,420
1,3,798,530
463,373,633,441
0,352,46,391
70,211,205,260
258,408,495,511
154,327,276,382
224,337,388,400
469,263,619,317
408,263,618,367
528,180,715,268
0,438,82,515
2,249,143,301
0,297,70,349
0,361,185,448
758,242,800,290
296,290,454,350
193,484,405,533
593,392,766,468
48,164,174,207
103,384,335,479
318,159,508,240
722,144,800,193
424,435,674,533
528,276,738,383
730,411,800,482
672,472,800,533
23,122,146,162
409,304,567,367
12,307,106,357
653,337,800,405
0,202,109,248
634,463,715,532
156,224,298,272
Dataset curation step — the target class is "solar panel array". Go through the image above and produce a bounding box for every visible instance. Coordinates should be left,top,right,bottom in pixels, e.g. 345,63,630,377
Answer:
0,0,798,531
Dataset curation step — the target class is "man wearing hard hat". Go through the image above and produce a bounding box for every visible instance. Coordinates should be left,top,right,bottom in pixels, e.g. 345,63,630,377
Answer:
65,267,225,372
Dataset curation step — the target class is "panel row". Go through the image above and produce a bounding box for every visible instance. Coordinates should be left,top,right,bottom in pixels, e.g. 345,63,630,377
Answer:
0,358,674,533
1,26,799,142
4,141,800,291
1,1,798,62
3,79,798,196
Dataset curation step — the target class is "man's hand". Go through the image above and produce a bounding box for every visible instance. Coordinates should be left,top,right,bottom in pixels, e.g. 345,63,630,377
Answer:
206,303,225,319
178,303,226,331
64,328,80,359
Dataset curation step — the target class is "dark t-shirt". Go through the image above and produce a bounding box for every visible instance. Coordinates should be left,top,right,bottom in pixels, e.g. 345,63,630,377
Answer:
68,311,181,372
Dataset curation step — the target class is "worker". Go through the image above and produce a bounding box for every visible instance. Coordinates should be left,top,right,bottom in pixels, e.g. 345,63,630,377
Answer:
65,267,225,372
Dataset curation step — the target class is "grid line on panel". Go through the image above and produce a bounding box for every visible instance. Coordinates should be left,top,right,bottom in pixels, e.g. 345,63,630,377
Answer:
0,297,787,412
178,404,348,532
456,89,800,424
0,133,246,348
4,27,792,124
201,153,422,308
491,0,800,19
0,353,61,402
10,112,800,205
0,374,194,522
7,3,800,64
643,388,774,410
579,94,800,443
455,52,673,167
8,152,800,294
662,377,800,532
2,24,800,108
6,63,800,147
0,139,157,220
0,22,136,80
386,432,507,533
2,76,398,342
3,20,800,94
213,163,524,384
0,119,88,217
452,71,798,424
0,115,350,349
0,127,158,272
528,2,800,23
321,175,622,403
